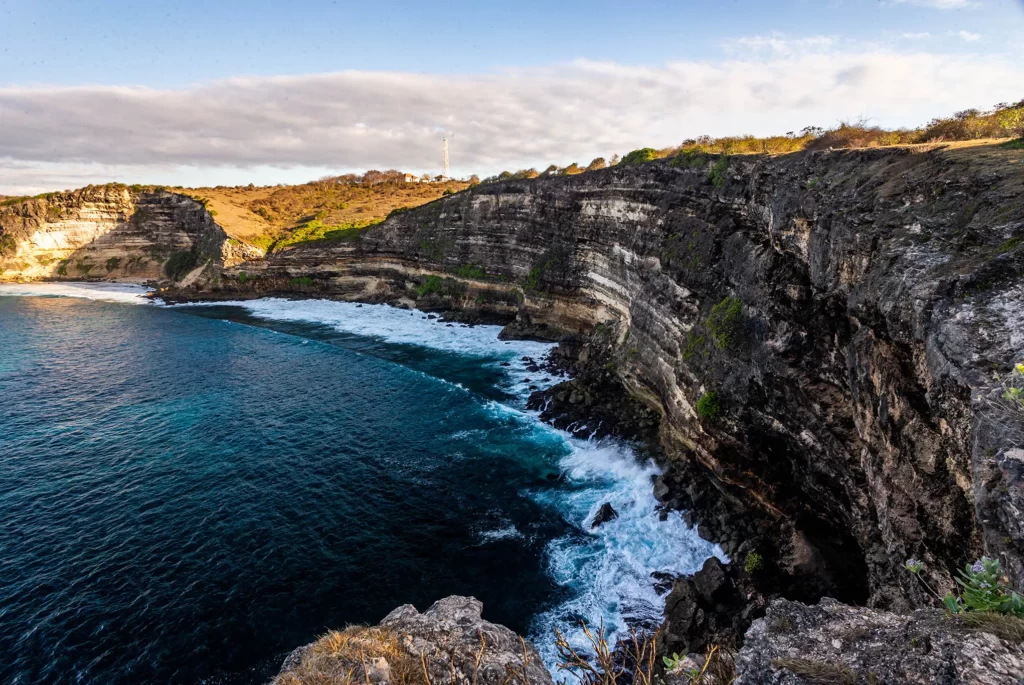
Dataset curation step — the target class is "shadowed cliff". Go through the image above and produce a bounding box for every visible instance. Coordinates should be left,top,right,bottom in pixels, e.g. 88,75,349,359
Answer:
186,144,1024,611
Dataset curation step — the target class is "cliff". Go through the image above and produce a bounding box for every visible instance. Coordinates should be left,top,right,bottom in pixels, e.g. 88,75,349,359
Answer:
0,185,254,283
185,144,1024,613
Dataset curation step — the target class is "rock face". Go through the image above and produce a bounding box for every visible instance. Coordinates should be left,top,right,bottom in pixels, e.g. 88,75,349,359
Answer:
734,598,1024,685
274,596,553,685
186,145,1024,609
0,185,233,283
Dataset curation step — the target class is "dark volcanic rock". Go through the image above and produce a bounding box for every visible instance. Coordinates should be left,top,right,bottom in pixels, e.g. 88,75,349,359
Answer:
178,147,1023,610
662,557,768,657
590,502,619,528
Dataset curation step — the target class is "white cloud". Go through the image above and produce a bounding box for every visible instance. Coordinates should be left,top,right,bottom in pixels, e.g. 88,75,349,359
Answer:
2,46,1023,193
901,32,933,39
958,30,983,41
886,0,980,8
728,35,835,55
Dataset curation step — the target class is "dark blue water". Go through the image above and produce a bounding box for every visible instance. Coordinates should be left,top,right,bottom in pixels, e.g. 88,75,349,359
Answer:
0,286,721,684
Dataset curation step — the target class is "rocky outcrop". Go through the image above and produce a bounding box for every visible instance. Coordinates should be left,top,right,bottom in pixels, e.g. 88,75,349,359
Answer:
734,598,1024,684
273,596,552,685
182,145,1024,612
0,185,230,283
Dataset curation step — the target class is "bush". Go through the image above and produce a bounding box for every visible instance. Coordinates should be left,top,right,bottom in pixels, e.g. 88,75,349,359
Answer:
696,391,721,420
744,552,764,573
453,264,486,279
708,156,730,188
620,148,658,165
105,257,121,272
416,275,446,297
164,250,198,281
707,296,743,349
0,233,16,256
289,277,314,287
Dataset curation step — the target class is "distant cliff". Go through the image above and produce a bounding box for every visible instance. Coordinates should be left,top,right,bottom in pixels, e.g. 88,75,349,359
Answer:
180,144,1024,612
0,186,257,284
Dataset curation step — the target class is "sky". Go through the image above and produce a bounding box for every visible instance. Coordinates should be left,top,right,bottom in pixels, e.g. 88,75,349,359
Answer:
1,0,1023,193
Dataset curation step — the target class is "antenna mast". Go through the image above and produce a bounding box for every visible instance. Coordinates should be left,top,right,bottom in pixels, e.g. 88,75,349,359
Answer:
442,137,450,179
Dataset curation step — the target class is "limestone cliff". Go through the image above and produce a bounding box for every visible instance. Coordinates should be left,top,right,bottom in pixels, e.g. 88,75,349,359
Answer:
183,145,1024,610
0,185,246,283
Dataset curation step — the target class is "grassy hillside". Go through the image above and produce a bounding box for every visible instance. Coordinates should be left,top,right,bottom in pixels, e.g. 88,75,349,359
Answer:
180,176,468,253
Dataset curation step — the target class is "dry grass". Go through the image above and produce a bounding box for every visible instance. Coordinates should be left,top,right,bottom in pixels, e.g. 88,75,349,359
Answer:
274,624,542,685
274,625,426,685
180,177,468,250
553,623,659,685
771,657,857,684
960,612,1024,642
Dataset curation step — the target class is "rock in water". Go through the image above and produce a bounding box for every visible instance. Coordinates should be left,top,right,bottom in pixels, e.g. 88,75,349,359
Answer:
590,502,618,528
273,595,553,685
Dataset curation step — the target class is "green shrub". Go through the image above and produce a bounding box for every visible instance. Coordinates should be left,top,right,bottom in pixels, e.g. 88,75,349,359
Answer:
105,257,121,272
56,259,70,276
416,275,446,297
620,148,658,165
696,391,721,420
744,552,764,573
453,264,486,279
237,272,249,283
707,296,743,349
708,155,730,188
522,266,543,293
164,251,198,281
289,276,314,287
0,234,16,256
669,149,707,169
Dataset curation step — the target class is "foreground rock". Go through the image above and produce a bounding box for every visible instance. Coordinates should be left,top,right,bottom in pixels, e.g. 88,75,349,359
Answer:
734,598,1024,685
273,596,553,685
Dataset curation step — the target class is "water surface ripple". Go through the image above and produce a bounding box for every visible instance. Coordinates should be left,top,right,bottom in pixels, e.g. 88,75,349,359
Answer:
0,284,722,683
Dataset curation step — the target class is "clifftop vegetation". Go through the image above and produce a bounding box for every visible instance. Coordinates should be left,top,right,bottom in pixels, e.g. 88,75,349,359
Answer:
479,99,1024,184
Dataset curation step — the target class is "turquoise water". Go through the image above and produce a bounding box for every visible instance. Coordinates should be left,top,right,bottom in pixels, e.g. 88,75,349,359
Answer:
0,284,722,683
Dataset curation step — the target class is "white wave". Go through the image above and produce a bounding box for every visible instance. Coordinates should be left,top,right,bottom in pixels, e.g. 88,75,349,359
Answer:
478,525,525,543
14,288,722,673
0,282,153,304
528,436,727,671
171,297,564,393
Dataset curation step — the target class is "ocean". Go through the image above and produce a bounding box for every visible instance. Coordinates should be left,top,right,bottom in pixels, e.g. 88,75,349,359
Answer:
0,283,722,683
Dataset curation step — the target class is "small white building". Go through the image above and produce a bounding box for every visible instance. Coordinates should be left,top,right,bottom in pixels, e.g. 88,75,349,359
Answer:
403,173,420,183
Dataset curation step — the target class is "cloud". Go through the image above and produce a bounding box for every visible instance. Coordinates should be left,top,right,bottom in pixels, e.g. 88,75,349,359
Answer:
957,30,983,41
885,0,980,8
728,35,835,54
2,46,1023,193
901,32,933,39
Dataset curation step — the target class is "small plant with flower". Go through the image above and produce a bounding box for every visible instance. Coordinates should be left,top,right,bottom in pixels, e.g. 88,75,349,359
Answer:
905,556,1024,617
945,557,1024,617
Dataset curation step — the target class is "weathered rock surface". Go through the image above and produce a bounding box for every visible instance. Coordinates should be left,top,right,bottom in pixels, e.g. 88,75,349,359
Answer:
186,145,1024,611
274,596,552,685
734,598,1024,685
0,185,233,282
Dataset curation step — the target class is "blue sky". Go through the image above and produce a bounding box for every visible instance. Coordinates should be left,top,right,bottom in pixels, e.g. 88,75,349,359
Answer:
1,0,1023,192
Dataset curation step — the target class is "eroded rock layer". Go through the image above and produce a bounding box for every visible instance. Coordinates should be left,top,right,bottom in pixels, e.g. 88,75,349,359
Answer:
192,146,1024,608
0,186,241,283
